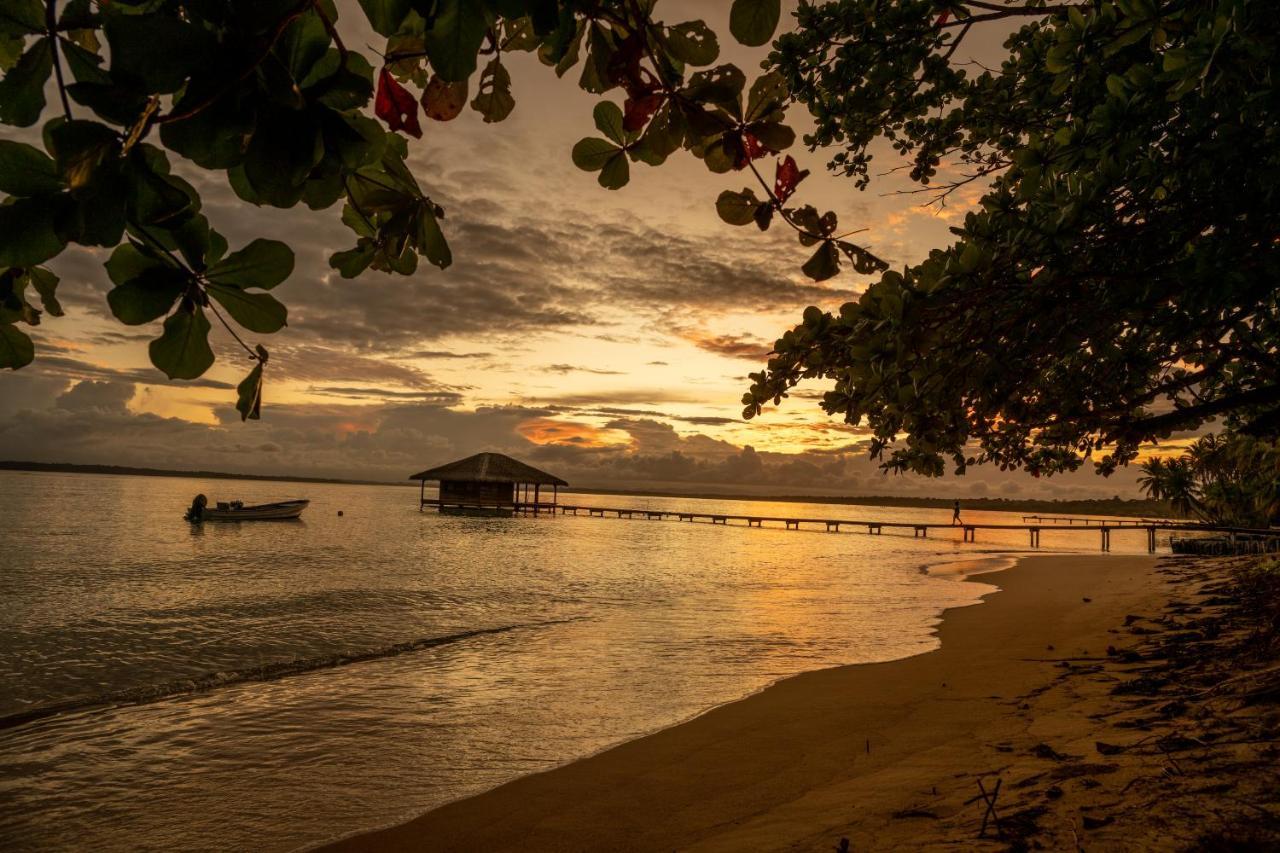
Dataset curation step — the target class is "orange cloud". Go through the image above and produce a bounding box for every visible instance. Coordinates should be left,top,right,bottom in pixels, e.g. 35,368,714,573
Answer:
516,417,627,448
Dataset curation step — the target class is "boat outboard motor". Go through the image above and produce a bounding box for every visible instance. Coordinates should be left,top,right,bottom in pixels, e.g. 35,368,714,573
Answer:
185,494,208,522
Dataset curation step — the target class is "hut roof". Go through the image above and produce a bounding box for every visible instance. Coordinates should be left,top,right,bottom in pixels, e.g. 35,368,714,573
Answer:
409,452,568,486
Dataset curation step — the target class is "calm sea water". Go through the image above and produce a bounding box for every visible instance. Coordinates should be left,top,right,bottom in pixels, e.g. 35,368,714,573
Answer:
0,471,1156,851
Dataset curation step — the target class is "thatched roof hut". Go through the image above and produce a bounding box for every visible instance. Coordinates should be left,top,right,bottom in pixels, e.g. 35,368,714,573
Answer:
411,452,567,513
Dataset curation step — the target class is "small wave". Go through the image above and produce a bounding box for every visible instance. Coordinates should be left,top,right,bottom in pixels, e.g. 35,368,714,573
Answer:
0,619,580,733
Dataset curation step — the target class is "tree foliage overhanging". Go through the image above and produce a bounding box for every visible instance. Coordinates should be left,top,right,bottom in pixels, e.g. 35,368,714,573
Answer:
0,0,1275,485
742,0,1280,479
1139,433,1280,527
1,0,851,419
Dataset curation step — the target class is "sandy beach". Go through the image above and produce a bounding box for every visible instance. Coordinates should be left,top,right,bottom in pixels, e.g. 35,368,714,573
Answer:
322,554,1192,851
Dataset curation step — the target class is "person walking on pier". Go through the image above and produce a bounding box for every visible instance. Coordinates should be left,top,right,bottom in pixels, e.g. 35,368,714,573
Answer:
952,499,962,526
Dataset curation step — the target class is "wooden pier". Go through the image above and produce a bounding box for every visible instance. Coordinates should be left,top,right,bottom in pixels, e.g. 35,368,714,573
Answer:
420,499,1277,553
1021,514,1169,527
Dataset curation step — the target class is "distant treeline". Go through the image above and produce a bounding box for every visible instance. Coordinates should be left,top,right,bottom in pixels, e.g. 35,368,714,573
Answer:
0,461,406,489
0,461,1173,518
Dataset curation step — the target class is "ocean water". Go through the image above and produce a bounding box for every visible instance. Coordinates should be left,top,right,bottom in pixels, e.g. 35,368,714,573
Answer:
0,471,1156,851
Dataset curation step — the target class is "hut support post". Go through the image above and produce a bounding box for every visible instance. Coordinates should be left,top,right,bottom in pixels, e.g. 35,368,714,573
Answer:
534,483,540,514
419,478,424,511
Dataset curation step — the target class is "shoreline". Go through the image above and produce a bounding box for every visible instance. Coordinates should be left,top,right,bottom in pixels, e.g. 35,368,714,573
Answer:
318,553,1167,851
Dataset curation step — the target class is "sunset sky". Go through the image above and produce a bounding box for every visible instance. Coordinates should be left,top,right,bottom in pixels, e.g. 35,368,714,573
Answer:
0,2,1161,498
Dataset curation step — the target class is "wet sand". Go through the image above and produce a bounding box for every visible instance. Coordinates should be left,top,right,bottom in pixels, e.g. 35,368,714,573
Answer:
320,554,1167,851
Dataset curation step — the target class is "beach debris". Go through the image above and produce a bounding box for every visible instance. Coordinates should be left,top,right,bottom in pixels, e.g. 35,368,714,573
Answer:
833,838,849,853
1095,741,1126,756
1083,597,1093,603
891,808,939,820
1045,785,1064,800
1032,742,1071,761
966,777,1004,839
1082,814,1114,830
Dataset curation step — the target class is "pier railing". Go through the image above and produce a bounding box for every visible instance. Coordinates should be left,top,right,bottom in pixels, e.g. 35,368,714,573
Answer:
420,498,1280,553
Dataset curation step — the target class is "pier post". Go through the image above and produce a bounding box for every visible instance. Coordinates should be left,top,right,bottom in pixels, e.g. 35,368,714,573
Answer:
1101,528,1111,552
786,520,799,530
1146,527,1156,553
826,521,840,532
963,526,975,542
1029,528,1040,548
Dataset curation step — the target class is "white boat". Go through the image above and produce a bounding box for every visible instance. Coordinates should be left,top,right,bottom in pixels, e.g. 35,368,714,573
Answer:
187,497,309,522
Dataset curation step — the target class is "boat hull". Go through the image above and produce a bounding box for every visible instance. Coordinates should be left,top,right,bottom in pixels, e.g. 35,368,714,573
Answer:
200,500,309,521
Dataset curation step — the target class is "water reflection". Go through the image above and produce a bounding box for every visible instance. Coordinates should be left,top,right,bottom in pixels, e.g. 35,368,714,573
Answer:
0,471,1150,852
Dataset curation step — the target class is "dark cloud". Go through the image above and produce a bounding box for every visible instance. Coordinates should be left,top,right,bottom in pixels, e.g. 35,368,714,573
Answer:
32,355,236,390
305,386,466,404
394,350,493,360
524,389,717,406
677,330,775,360
543,363,624,375
56,380,134,413
0,388,1144,499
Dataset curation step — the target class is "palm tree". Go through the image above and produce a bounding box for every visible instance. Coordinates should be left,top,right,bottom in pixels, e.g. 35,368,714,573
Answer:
1138,456,1203,519
1140,434,1280,527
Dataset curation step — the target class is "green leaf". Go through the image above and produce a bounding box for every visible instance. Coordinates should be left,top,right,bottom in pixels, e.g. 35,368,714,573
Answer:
414,207,451,269
46,119,119,190
330,243,376,278
0,196,67,266
357,0,412,37
745,71,787,123
666,21,719,67
159,92,254,170
235,357,265,421
571,137,620,172
103,12,214,93
0,140,63,195
242,110,324,208
729,0,781,47
105,242,168,286
801,241,841,282
424,0,488,83
206,282,288,334
149,306,214,380
0,1,43,36
277,8,330,83
207,239,295,290
684,65,746,118
471,58,514,122
597,152,629,189
104,241,190,325
0,323,34,369
749,120,794,151
0,36,51,127
0,35,22,73
28,267,61,317
124,148,198,226
592,101,628,146
716,188,762,225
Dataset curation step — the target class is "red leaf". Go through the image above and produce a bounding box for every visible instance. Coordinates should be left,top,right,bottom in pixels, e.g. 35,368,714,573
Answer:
623,93,663,133
733,131,775,170
773,155,809,203
376,67,422,138
608,32,648,96
936,10,950,26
